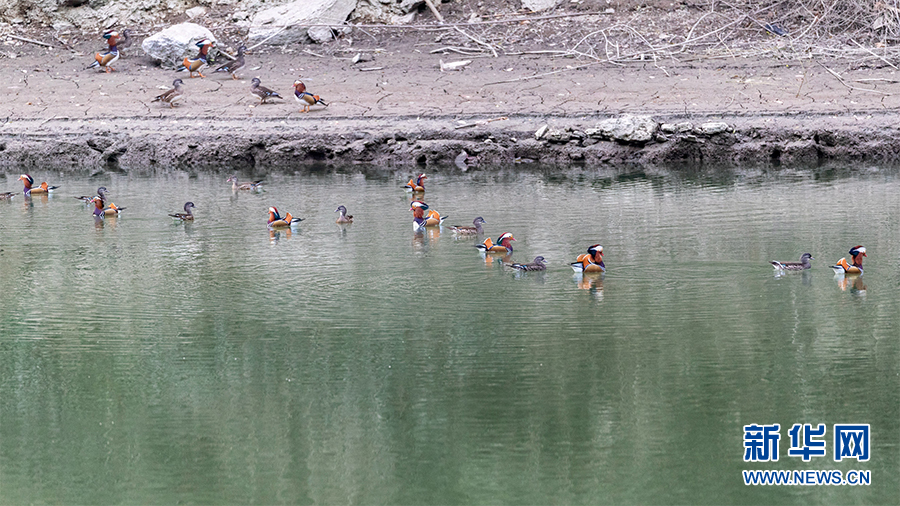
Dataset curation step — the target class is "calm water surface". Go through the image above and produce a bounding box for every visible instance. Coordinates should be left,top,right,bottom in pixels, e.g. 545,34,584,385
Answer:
0,166,898,505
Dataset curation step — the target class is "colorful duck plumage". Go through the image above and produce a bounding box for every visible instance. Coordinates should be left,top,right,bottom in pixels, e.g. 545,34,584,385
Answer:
92,196,125,217
450,216,485,235
293,80,328,113
87,32,119,73
19,174,59,195
251,78,283,104
169,201,196,221
178,39,214,78
409,200,429,230
267,206,302,228
152,79,185,107
831,246,866,274
335,205,353,224
404,173,427,193
476,232,515,253
213,45,246,80
571,244,605,273
502,256,547,271
771,253,813,271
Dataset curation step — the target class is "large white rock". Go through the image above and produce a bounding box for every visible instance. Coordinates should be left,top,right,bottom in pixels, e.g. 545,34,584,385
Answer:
522,0,560,12
141,23,217,69
248,0,356,45
586,115,658,143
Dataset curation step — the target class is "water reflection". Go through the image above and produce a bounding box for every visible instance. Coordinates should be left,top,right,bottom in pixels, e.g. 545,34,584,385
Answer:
835,274,867,294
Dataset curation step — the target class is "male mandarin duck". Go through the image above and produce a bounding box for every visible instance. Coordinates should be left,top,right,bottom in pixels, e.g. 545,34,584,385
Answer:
267,206,302,228
19,175,59,195
423,208,447,227
335,205,353,224
152,79,185,108
177,39,215,78
409,200,429,230
213,45,246,80
476,232,515,253
571,244,605,273
227,175,264,191
1,192,17,200
450,216,485,235
404,173,427,193
251,78,283,105
293,80,328,113
169,201,196,221
92,196,125,217
771,252,813,271
87,31,119,73
502,256,547,271
831,245,866,275
75,186,108,204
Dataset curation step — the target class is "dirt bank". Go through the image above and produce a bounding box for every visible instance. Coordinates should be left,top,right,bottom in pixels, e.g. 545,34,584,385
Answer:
3,10,900,174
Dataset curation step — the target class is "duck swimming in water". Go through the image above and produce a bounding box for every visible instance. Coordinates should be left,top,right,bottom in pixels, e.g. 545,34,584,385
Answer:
19,175,59,195
450,217,485,236
409,200,429,230
771,252,813,271
267,206,302,228
169,202,196,221
227,175,264,191
502,256,547,271
476,232,515,253
335,205,353,224
404,173,427,193
92,195,125,217
571,244,605,273
831,245,866,274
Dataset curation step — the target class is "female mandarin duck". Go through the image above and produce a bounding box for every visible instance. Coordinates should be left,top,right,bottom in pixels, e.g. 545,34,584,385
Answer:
1,192,17,200
267,206,302,228
404,173,427,193
450,216,485,235
169,202,196,221
92,196,125,217
831,245,866,274
251,78,283,105
335,205,353,224
75,186,108,204
152,79,185,108
476,232,515,253
117,29,133,56
19,175,59,195
502,256,547,271
293,80,328,113
86,30,119,73
771,253,813,271
178,39,215,78
571,244,605,273
227,175,264,191
213,45,246,80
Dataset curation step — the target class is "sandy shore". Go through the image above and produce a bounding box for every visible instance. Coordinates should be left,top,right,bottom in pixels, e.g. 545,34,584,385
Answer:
2,35,900,173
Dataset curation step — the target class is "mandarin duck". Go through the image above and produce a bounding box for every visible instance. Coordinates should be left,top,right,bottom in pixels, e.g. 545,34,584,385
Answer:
152,79,185,108
423,209,447,227
251,78,283,105
409,200,429,230
87,31,119,73
502,256,547,271
169,201,196,221
92,196,125,217
227,175,264,191
293,80,328,113
75,186,108,204
476,232,515,253
404,173,427,193
1,192,17,200
450,216,485,235
267,206,302,228
831,246,866,275
213,45,246,80
771,253,813,271
571,244,605,273
335,205,353,224
177,39,215,78
19,175,59,195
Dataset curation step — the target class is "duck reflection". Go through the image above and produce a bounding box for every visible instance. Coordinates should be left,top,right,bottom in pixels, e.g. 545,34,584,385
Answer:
412,229,426,253
269,228,291,243
835,273,866,294
574,272,604,300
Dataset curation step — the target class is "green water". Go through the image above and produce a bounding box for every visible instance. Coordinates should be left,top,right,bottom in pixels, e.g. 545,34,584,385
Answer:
1,167,897,505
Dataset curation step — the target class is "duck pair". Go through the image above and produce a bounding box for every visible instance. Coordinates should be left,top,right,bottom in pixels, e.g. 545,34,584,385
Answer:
769,246,866,274
409,201,446,230
248,79,328,113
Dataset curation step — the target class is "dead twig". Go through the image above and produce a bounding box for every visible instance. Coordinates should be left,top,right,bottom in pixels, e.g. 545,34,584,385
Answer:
814,59,890,95
423,0,445,24
454,116,509,129
7,34,53,48
453,27,498,57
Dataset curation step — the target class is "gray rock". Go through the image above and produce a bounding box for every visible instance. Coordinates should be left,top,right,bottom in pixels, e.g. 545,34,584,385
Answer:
522,0,560,12
248,0,356,45
588,114,657,143
696,122,730,135
543,128,571,144
185,6,207,19
141,23,217,70
534,124,549,140
660,122,693,134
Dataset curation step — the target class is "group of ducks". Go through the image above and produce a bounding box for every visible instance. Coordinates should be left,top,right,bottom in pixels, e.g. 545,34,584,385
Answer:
404,173,606,273
4,172,870,278
87,29,328,112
